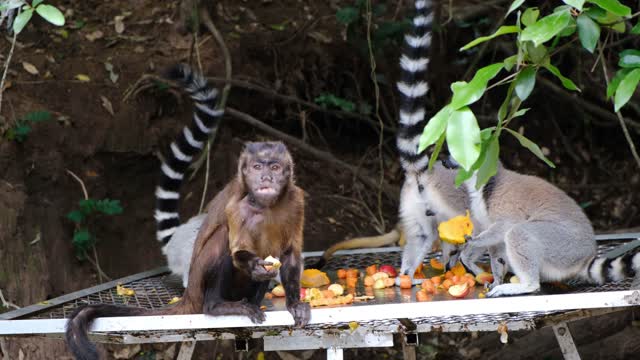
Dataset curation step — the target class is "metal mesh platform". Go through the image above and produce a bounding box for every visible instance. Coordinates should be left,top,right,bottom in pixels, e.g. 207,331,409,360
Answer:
1,234,640,350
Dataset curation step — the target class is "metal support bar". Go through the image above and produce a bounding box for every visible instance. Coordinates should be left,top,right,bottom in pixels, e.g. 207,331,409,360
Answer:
552,322,581,360
176,340,196,360
326,347,343,360
264,331,393,351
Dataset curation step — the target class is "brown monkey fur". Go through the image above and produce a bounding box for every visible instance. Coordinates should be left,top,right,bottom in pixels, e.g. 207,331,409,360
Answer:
65,141,310,360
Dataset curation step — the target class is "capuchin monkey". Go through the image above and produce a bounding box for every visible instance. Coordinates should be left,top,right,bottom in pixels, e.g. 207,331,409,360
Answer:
446,161,640,297
65,65,310,360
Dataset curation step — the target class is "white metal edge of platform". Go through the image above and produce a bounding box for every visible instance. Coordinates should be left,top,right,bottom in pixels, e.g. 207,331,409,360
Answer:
2,290,638,336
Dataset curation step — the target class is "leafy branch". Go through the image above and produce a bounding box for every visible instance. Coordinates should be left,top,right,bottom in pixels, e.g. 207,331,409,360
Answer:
418,0,640,188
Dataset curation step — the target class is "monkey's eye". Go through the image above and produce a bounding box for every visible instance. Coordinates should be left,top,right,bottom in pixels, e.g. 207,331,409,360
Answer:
253,164,262,170
270,164,281,171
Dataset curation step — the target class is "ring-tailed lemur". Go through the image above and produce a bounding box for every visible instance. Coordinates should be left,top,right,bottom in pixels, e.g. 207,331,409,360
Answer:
445,161,640,297
394,0,475,285
154,64,223,287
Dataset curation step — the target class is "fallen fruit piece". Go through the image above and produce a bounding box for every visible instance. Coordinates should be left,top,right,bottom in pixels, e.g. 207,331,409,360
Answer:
305,288,323,301
346,276,358,288
328,283,344,296
430,258,444,270
421,279,436,294
366,264,378,276
431,276,442,285
116,284,135,296
444,271,454,280
168,296,181,305
379,264,397,277
309,294,354,307
510,276,520,284
466,277,476,287
448,283,470,298
478,293,486,299
441,279,453,290
383,277,395,288
372,271,389,281
271,284,285,297
354,295,375,301
438,210,474,245
301,269,330,288
364,275,375,287
322,290,336,299
263,255,282,271
416,290,431,302
346,269,360,279
475,272,494,285
450,262,467,277
349,321,359,332
373,279,386,290
399,275,412,289
337,269,347,279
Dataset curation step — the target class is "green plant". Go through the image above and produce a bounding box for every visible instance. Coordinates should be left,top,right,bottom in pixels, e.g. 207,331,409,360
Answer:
67,198,123,260
419,0,640,188
5,110,51,142
2,0,65,34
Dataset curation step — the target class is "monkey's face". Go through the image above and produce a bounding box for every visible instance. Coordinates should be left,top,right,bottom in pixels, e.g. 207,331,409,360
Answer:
240,142,293,207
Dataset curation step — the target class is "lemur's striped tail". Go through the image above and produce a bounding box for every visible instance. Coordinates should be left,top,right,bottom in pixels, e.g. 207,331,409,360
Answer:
587,248,640,284
396,0,434,173
155,64,224,244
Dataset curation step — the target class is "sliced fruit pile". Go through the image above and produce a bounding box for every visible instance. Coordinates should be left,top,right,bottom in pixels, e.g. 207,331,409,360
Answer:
265,259,496,308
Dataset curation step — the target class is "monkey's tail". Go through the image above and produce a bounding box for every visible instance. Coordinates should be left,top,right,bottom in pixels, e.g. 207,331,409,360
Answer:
155,64,224,245
307,227,403,269
396,0,434,174
585,247,640,284
65,304,147,360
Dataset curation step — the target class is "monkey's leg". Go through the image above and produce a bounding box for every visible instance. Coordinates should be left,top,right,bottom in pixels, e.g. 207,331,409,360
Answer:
281,246,311,327
486,225,541,297
203,255,266,323
247,280,271,305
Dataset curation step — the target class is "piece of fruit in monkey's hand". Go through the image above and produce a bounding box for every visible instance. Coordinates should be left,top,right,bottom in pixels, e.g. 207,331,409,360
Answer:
263,255,282,271
438,210,474,245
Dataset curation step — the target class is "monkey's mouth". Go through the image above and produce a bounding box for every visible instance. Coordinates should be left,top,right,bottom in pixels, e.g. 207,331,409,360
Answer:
256,186,277,195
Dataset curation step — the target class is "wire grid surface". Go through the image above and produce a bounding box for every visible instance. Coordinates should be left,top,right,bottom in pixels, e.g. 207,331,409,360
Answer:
27,239,634,327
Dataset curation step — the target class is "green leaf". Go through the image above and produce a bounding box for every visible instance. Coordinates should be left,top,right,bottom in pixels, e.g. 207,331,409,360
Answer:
13,8,33,34
336,7,359,25
583,6,621,24
577,14,600,53
474,136,500,189
521,8,540,27
480,127,496,141
79,199,97,214
521,10,572,47
450,63,503,110
22,110,51,123
514,67,537,101
557,18,577,38
632,21,640,34
72,229,92,248
614,68,640,112
314,94,356,112
418,105,451,153
513,108,531,118
588,0,631,17
454,165,474,187
427,132,446,172
610,21,625,33
607,68,631,99
498,82,516,122
35,4,65,26
460,26,519,51
446,108,481,171
523,42,548,64
32,0,44,7
96,199,123,215
618,49,640,69
6,122,31,142
503,55,518,71
563,0,585,10
544,64,580,91
505,0,525,18
504,128,555,167
66,210,85,224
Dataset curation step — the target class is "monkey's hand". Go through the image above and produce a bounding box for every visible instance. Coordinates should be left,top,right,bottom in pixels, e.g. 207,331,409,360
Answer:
204,299,266,324
287,301,311,327
250,259,279,282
